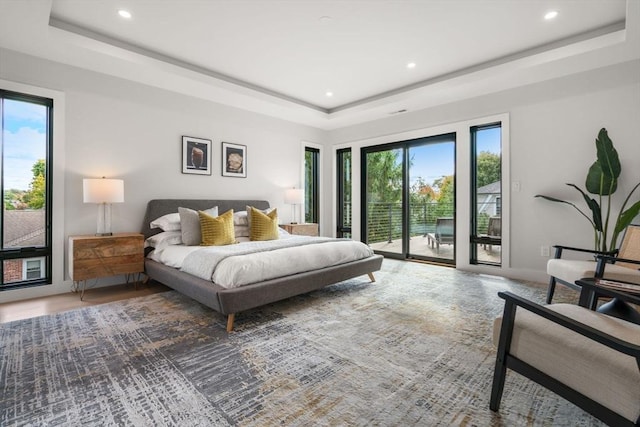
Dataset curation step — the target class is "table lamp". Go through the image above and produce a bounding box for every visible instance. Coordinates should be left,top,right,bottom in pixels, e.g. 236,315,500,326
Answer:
83,177,124,236
284,188,304,224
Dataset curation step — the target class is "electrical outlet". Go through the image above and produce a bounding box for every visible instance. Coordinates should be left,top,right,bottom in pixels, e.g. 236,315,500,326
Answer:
540,246,550,257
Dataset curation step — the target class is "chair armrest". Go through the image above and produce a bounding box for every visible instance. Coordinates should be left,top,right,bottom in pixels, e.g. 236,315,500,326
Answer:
551,245,618,259
597,255,640,268
595,255,640,278
498,291,640,358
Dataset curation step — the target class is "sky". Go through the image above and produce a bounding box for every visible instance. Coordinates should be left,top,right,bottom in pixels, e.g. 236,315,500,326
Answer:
408,127,501,186
2,99,47,191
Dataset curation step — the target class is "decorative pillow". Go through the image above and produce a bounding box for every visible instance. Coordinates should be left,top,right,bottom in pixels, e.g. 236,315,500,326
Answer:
179,206,218,246
144,230,183,250
200,209,236,246
150,213,181,231
246,205,275,228
249,207,279,241
233,210,248,226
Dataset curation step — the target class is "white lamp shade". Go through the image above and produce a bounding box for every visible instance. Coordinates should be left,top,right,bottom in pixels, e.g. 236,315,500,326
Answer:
285,188,304,204
83,178,124,203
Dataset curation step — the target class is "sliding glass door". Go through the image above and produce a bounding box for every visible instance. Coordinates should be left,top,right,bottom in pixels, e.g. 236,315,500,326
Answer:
362,133,455,263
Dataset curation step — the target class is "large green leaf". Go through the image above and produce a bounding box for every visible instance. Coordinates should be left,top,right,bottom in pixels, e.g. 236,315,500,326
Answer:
585,161,617,195
615,200,640,234
567,184,602,231
586,129,620,196
534,190,598,230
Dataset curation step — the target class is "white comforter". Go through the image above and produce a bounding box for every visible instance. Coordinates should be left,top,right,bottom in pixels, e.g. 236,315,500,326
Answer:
150,236,374,289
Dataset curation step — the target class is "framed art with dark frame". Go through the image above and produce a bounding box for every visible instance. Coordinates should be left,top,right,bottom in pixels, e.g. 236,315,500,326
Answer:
182,136,212,175
222,142,246,178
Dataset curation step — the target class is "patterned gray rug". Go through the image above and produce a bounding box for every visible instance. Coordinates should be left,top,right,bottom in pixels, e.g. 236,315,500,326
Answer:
0,259,604,426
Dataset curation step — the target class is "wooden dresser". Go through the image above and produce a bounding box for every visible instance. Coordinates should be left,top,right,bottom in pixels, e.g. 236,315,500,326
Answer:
69,233,144,298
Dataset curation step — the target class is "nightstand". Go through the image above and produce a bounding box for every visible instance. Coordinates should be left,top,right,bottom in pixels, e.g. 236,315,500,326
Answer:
69,233,144,300
279,223,319,237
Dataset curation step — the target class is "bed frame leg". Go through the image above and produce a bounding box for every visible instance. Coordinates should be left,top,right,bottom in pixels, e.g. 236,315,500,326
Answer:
226,313,235,332
367,272,376,282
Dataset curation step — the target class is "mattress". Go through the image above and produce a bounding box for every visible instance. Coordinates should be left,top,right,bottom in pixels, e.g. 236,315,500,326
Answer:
148,236,375,289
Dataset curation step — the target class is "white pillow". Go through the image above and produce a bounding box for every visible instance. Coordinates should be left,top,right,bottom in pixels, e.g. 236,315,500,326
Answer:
179,206,218,245
144,230,182,250
233,210,248,226
150,212,181,231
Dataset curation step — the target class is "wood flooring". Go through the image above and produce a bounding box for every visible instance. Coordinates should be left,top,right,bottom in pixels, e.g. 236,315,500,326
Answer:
0,281,170,324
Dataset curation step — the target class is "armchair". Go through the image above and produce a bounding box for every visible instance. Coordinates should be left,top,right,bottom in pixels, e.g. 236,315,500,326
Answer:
546,224,640,304
491,291,640,426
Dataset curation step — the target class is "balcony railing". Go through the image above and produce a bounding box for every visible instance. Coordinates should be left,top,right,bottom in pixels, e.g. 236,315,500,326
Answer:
362,201,499,244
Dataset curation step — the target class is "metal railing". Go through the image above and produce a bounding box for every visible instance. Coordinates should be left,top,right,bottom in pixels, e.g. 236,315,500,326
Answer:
363,201,499,244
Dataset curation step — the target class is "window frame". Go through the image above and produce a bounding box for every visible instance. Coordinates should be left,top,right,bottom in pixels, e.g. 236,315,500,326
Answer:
336,148,352,237
0,89,53,290
304,146,320,224
469,122,502,266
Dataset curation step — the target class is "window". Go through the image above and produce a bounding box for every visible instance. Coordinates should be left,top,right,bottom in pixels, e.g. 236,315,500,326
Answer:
304,146,319,224
337,148,351,238
362,133,456,264
1,89,53,289
23,258,44,280
470,123,501,266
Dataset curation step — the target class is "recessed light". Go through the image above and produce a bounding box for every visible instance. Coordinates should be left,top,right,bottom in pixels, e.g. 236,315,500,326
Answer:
325,91,333,97
118,9,132,19
544,10,558,20
407,62,416,69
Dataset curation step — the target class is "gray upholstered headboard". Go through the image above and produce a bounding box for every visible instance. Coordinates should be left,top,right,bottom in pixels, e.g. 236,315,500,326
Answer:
141,199,270,239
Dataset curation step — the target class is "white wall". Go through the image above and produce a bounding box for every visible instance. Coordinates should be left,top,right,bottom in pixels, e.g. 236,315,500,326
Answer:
0,48,325,303
1,47,638,302
326,59,640,282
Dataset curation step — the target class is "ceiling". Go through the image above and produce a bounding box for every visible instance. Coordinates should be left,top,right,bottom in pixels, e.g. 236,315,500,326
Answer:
0,0,638,129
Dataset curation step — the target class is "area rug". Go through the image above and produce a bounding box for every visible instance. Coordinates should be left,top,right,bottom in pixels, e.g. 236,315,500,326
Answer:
0,259,604,426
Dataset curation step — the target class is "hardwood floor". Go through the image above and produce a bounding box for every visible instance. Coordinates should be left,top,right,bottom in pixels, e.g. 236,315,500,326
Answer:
0,281,170,324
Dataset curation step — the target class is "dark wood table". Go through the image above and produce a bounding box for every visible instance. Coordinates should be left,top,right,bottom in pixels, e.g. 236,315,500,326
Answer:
576,277,640,325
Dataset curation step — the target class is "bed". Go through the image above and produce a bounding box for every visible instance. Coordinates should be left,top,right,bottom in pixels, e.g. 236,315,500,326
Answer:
141,199,383,331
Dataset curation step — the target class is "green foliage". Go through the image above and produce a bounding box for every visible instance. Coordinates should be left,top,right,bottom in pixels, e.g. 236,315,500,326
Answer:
366,150,403,203
476,151,501,188
22,159,46,210
535,128,640,252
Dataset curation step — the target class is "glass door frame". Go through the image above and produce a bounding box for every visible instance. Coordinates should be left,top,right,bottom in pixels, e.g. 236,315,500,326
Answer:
360,133,456,264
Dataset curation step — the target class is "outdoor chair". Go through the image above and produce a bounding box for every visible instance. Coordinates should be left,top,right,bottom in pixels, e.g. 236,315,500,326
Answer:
546,224,640,304
482,216,501,251
426,217,454,252
490,290,640,426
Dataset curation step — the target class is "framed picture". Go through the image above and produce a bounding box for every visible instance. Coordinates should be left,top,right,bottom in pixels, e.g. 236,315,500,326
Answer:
222,142,247,178
182,136,212,175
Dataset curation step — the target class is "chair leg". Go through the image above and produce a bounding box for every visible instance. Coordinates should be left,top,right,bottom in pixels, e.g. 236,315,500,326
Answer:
490,357,507,412
546,277,556,304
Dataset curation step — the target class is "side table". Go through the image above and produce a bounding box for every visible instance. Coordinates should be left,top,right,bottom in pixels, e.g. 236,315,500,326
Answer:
69,233,144,300
576,277,640,325
279,223,319,237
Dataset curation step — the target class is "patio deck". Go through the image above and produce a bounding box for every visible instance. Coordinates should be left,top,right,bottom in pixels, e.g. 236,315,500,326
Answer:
369,235,501,264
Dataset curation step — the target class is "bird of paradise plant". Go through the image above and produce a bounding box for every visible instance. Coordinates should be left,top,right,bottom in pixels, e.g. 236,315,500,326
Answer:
535,128,640,252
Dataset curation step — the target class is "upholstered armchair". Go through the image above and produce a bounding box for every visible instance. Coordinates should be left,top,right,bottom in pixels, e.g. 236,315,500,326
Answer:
491,290,640,426
546,224,640,304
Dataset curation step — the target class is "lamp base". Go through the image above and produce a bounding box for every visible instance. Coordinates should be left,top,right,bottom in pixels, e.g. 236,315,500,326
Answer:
290,222,298,225
95,232,113,237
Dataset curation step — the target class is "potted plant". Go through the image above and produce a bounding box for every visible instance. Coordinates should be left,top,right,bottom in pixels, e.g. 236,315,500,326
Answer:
535,128,640,252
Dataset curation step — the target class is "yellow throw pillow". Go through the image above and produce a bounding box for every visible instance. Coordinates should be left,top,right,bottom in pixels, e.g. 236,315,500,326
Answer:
249,206,279,241
199,209,236,246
